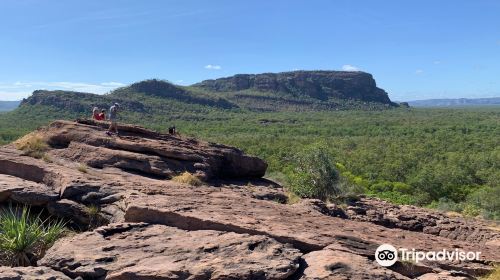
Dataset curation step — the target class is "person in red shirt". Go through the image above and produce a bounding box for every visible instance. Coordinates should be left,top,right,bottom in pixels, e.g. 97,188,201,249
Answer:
96,109,106,121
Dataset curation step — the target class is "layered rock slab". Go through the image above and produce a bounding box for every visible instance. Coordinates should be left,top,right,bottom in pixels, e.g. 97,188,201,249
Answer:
0,266,71,280
0,174,58,205
43,120,267,179
123,187,499,261
342,197,500,245
40,223,302,280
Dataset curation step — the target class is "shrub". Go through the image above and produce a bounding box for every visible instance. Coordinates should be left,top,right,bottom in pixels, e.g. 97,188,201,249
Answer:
429,197,463,213
462,204,482,218
14,133,48,159
288,145,341,201
368,191,417,205
172,172,203,186
0,206,66,267
466,186,500,220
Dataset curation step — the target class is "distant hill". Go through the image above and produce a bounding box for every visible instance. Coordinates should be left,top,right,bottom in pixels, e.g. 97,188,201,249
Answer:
20,80,237,114
0,101,21,112
408,97,500,107
3,71,398,132
193,71,397,110
15,71,398,117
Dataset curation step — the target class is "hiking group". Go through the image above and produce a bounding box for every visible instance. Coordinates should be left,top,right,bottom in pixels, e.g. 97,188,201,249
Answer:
92,103,120,136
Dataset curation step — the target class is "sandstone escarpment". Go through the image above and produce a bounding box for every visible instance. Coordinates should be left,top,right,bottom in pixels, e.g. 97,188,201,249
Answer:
194,70,395,105
0,120,498,279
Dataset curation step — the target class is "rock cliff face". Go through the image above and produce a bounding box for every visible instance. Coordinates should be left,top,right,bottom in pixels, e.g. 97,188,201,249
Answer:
0,120,498,279
194,71,395,105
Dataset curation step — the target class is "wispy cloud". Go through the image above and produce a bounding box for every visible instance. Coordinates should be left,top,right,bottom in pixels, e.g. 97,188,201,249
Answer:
497,40,500,46
342,64,360,71
34,9,207,30
0,81,126,101
34,9,153,29
433,60,441,65
205,64,222,70
415,69,424,75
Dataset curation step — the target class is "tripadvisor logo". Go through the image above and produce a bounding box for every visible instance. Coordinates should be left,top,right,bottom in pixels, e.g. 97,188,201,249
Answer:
375,244,398,267
375,244,481,267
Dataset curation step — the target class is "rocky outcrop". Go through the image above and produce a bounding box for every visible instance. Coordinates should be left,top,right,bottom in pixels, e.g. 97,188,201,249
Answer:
0,120,498,279
194,70,396,105
295,198,500,247
342,198,499,245
122,189,499,273
40,223,301,279
43,119,267,180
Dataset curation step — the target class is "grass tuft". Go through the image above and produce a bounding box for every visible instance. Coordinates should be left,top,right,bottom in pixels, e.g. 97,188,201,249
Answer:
285,190,301,204
482,266,500,280
77,164,89,173
14,133,48,159
85,205,103,229
0,205,66,267
171,172,203,186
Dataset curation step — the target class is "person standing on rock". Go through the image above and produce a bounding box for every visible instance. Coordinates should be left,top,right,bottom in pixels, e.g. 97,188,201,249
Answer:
92,107,99,120
106,103,120,136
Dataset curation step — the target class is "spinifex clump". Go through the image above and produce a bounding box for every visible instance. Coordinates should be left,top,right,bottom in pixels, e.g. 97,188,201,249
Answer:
0,205,66,267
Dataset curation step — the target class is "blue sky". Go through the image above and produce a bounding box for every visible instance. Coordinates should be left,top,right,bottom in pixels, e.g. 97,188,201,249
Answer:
0,0,499,101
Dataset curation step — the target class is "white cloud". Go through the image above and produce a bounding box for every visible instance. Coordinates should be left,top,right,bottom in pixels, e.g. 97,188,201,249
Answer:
204,64,222,70
100,82,126,87
0,81,126,100
433,60,441,65
415,69,424,75
341,64,360,71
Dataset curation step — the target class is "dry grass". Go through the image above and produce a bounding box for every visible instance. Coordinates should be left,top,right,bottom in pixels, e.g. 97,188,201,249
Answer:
171,172,203,186
77,164,88,173
482,267,500,280
486,222,500,232
285,190,301,204
445,211,463,218
42,154,53,163
14,133,48,159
